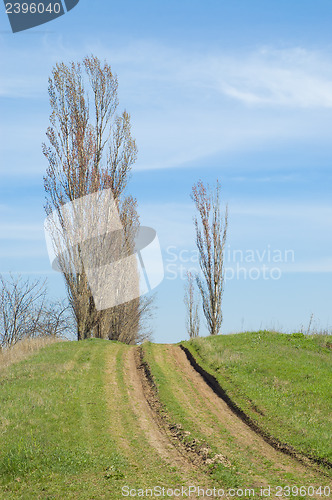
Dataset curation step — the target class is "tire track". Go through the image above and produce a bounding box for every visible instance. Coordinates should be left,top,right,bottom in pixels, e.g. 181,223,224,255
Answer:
181,344,331,471
122,347,213,499
140,343,330,498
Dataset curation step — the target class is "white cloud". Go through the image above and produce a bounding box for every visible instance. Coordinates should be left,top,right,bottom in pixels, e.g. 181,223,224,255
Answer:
96,42,332,169
214,47,332,108
1,37,332,174
94,42,332,109
3,37,332,107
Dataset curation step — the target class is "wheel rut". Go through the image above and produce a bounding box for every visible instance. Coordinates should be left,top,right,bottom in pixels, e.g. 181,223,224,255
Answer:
123,346,213,499
134,344,330,498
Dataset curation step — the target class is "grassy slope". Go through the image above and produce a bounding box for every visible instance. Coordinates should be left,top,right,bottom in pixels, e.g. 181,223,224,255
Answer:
142,342,330,493
1,334,330,498
183,331,332,464
0,340,188,499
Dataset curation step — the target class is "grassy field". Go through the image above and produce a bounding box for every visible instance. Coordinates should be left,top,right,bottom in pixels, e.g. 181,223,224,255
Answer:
183,331,332,465
0,334,330,499
0,339,200,499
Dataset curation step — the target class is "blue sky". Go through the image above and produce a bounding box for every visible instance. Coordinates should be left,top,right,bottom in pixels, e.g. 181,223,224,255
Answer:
0,1,331,342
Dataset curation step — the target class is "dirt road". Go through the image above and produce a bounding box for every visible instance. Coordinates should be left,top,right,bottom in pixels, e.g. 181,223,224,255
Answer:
105,343,330,499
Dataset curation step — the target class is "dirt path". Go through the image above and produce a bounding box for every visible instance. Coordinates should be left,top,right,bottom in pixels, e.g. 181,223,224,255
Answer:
140,344,330,498
124,347,195,470
105,344,213,499
104,343,329,499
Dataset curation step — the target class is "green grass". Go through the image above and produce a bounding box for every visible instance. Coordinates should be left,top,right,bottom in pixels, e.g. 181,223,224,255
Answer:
0,339,126,498
184,331,332,465
142,342,330,493
1,333,330,498
0,339,189,498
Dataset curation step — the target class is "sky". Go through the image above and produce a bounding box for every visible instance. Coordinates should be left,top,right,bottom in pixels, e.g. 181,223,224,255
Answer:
0,1,331,342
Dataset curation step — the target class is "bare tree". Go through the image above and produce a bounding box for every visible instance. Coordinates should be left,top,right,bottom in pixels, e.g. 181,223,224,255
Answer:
0,275,71,348
43,55,152,343
36,299,74,339
184,271,200,339
0,274,46,348
191,180,228,336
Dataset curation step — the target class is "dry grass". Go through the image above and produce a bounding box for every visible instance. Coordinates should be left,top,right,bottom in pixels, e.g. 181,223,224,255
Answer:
0,337,65,371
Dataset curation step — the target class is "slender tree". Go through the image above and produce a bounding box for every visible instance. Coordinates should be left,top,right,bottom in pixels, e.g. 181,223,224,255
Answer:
191,180,228,335
184,271,200,338
43,55,150,343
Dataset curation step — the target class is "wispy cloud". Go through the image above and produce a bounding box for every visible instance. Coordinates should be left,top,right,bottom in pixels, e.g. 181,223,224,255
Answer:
214,47,332,108
93,41,332,169
3,36,332,107
1,37,332,173
94,42,332,109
